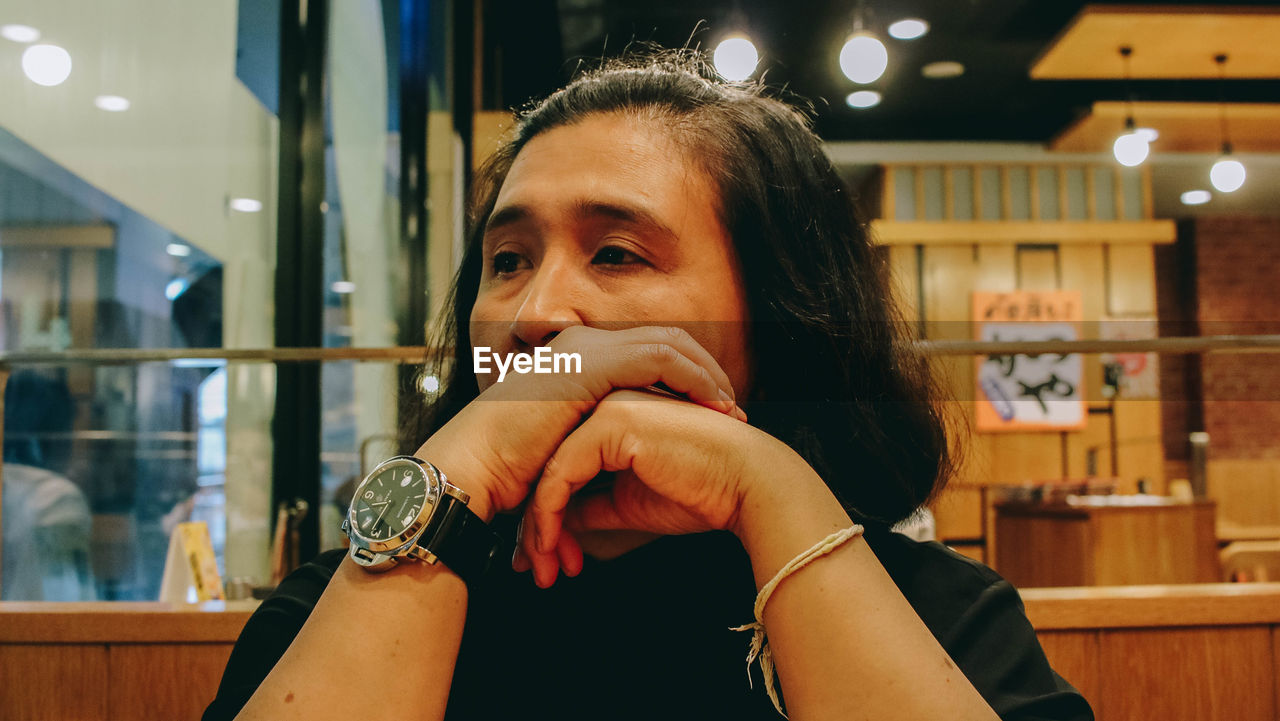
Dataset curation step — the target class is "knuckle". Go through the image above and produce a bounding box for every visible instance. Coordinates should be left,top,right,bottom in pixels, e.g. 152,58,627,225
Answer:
646,342,681,365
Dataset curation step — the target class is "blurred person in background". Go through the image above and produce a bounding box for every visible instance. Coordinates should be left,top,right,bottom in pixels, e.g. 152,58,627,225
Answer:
2,370,95,600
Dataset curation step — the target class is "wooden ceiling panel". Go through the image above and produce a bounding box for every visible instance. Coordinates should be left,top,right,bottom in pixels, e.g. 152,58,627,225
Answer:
1031,6,1280,79
1051,101,1280,152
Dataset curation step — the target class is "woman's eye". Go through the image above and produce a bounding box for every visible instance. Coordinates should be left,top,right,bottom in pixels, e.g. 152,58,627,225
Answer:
592,246,642,266
491,251,525,275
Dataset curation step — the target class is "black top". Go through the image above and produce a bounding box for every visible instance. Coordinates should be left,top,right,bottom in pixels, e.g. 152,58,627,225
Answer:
204,518,1093,720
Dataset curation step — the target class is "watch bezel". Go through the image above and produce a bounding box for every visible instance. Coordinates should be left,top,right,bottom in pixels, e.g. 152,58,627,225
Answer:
344,455,443,557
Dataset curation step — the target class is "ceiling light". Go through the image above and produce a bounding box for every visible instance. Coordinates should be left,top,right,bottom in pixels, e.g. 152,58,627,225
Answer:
229,197,263,213
1209,53,1245,193
921,61,963,79
331,281,356,294
840,33,888,84
166,243,192,257
1180,190,1211,206
1113,120,1150,167
888,19,928,40
1135,127,1158,142
846,90,881,109
1,24,40,43
1112,47,1149,167
713,36,759,82
1210,155,1245,193
21,44,72,87
94,95,130,112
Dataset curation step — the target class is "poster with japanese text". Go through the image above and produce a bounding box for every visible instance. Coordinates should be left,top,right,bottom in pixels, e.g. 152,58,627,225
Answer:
973,291,1085,432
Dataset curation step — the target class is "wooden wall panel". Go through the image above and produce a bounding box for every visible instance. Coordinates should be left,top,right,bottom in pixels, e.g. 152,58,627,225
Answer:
1036,631,1100,712
1107,244,1157,316
886,244,920,327
922,246,987,539
1098,626,1275,720
1211,459,1280,537
1017,246,1059,290
1112,400,1167,492
932,486,985,540
108,643,234,721
1059,243,1107,397
1065,408,1114,479
0,644,108,720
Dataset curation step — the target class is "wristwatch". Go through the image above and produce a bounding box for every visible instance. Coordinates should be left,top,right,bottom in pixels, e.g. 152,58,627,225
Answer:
341,455,502,586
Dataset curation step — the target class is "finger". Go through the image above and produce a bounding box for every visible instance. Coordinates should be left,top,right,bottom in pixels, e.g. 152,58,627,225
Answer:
531,414,628,557
552,325,741,415
521,504,561,588
556,530,584,578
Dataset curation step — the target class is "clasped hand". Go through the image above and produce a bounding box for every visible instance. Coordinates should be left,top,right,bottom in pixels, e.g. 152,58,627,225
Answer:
413,325,789,588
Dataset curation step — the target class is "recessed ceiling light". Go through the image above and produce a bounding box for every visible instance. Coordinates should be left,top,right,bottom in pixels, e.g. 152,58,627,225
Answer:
1,24,40,43
846,90,882,109
94,95,130,112
1180,190,1211,206
1135,127,1159,142
888,19,929,40
166,243,192,257
921,61,964,79
229,197,263,213
331,281,356,294
21,44,72,86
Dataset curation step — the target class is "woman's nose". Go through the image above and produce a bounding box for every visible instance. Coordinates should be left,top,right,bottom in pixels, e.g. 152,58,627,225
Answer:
511,261,583,348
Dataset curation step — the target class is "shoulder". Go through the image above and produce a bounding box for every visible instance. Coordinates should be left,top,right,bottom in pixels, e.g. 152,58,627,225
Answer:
862,526,1095,720
863,525,1007,641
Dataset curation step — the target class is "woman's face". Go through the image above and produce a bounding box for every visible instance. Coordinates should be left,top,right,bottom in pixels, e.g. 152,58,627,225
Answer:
469,112,750,395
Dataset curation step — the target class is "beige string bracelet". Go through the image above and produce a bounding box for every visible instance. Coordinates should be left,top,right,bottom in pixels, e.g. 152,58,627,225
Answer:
729,524,866,718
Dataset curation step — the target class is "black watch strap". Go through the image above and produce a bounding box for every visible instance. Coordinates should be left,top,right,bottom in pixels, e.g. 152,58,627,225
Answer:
415,490,503,586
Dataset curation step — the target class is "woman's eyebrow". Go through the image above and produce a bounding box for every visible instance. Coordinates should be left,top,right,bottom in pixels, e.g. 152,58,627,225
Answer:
572,200,678,244
484,200,680,244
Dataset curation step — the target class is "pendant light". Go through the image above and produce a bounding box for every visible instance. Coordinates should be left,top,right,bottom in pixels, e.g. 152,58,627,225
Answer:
1112,46,1150,167
840,0,887,84
1209,53,1246,193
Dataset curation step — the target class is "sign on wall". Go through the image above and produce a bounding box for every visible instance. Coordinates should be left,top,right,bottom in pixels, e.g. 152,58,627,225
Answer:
974,291,1085,431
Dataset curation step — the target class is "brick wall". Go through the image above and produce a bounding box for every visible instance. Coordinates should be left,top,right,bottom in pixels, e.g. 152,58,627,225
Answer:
1160,217,1280,462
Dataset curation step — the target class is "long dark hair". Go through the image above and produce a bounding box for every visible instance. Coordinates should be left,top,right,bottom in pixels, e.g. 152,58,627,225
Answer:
402,51,953,527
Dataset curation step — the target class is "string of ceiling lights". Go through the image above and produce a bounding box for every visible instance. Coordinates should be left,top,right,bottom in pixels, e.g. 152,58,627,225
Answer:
711,0,935,110
1111,46,1245,205
709,6,1248,208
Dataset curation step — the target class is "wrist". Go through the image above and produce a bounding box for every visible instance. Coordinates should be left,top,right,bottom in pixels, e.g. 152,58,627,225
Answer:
414,439,497,523
731,452,854,584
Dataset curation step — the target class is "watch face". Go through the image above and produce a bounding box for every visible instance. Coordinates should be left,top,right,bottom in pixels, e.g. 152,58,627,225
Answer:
350,460,432,543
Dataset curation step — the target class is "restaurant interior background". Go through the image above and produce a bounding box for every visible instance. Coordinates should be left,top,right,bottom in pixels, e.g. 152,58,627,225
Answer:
0,0,1278,718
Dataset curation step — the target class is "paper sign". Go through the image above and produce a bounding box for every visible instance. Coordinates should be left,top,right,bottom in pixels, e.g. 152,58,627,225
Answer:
159,521,225,603
974,291,1085,431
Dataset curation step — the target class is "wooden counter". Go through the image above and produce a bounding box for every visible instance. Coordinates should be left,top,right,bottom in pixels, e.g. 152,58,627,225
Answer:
5,585,1280,720
0,601,256,721
1023,583,1280,720
995,497,1220,586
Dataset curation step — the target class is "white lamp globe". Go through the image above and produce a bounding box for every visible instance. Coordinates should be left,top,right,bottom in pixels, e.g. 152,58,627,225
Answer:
21,44,72,87
1113,131,1149,167
1210,157,1245,193
839,33,888,84
713,37,759,82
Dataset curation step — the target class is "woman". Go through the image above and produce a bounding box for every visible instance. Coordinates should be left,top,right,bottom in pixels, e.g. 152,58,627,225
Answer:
205,53,1093,720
